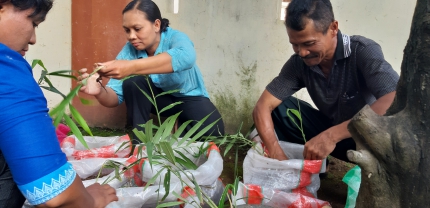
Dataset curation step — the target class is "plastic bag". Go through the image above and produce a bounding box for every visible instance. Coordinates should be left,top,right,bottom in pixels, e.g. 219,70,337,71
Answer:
55,123,70,143
233,182,331,208
60,134,132,160
70,157,128,179
141,142,223,187
243,141,326,198
342,165,361,208
176,179,225,208
104,179,225,208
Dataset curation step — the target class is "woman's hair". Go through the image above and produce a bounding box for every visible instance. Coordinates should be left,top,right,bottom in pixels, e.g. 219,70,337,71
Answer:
123,0,170,32
0,0,53,21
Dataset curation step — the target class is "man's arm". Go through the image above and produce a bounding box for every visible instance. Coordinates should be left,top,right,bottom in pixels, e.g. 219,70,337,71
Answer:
303,91,396,160
252,90,287,160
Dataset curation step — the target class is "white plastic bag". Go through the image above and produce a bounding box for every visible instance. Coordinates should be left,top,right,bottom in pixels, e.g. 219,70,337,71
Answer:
105,179,225,208
70,157,128,179
61,135,131,160
141,142,223,187
243,141,326,198
233,182,331,208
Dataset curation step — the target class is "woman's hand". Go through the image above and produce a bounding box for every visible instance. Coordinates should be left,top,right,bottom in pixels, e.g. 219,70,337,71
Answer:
97,60,134,79
86,183,118,208
78,68,102,96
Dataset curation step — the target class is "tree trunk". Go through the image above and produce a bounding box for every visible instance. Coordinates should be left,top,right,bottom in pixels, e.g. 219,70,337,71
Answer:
347,0,430,207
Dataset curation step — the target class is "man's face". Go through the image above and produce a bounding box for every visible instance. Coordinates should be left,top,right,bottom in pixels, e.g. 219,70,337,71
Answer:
287,19,338,67
0,4,40,56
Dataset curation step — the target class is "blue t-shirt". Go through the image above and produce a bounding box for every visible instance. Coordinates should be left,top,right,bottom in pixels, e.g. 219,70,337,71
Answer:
0,43,75,205
107,27,209,104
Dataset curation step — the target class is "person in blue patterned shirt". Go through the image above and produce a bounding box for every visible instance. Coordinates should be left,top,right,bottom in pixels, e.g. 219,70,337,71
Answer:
78,0,225,142
0,0,118,207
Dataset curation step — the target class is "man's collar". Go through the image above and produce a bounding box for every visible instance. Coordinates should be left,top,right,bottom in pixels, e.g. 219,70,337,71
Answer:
333,30,351,61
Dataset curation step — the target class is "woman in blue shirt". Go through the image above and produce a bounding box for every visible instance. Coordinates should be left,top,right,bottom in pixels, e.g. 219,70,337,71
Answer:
0,0,117,207
79,0,225,140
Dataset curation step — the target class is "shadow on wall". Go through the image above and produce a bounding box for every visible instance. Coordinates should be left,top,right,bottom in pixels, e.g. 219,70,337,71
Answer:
212,62,258,134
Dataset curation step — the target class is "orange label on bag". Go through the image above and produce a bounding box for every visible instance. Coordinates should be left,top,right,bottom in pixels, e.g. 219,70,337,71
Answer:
245,184,264,205
179,186,196,208
206,142,220,157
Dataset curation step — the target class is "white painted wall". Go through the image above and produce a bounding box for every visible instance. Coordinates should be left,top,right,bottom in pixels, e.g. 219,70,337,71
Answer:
31,0,416,131
154,0,416,132
25,0,71,108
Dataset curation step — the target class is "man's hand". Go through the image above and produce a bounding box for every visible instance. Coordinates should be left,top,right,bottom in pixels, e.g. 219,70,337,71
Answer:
304,130,337,160
266,144,289,160
97,60,134,79
86,183,118,208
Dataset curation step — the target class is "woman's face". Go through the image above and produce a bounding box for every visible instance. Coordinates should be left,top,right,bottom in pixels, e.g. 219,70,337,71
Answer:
0,4,40,56
123,9,161,55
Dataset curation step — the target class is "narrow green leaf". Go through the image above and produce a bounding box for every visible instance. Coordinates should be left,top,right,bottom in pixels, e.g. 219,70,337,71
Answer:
31,59,41,69
47,69,74,75
132,128,147,143
146,142,154,169
160,141,176,165
191,175,203,203
159,112,181,143
144,167,165,190
43,76,55,88
219,135,228,146
63,115,89,149
287,108,302,122
161,170,171,201
173,120,193,144
52,109,65,128
244,123,255,139
145,119,154,143
155,89,181,98
37,70,48,85
180,112,213,145
134,82,156,107
153,116,174,144
187,118,220,145
219,184,235,208
79,97,93,105
158,101,183,115
40,86,66,98
171,191,187,202
49,84,82,117
47,70,77,80
169,135,181,147
114,141,130,154
156,201,184,208
175,150,198,170
69,104,93,136
31,59,47,71
224,141,235,157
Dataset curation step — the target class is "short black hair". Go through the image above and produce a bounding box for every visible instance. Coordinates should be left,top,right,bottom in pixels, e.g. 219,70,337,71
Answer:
123,0,170,32
0,0,53,22
285,0,334,34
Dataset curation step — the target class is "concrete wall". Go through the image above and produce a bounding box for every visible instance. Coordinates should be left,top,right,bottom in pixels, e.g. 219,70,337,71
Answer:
25,0,71,108
29,0,416,132
154,0,416,133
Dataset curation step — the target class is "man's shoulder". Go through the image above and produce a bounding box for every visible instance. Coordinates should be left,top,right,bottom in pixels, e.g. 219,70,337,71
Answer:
350,35,380,47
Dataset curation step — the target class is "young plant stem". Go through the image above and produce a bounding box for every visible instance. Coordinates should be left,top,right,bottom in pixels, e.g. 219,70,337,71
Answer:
145,76,162,124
